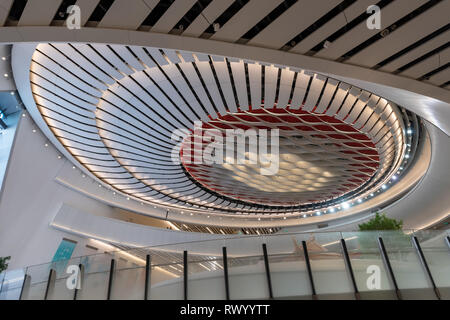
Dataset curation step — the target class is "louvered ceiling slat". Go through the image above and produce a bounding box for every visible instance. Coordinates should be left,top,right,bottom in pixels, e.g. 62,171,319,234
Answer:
289,71,310,109
426,67,449,87
97,0,151,30
18,0,62,26
303,74,326,112
380,29,450,73
0,0,14,26
211,60,238,113
248,63,261,110
195,60,227,115
264,65,278,109
400,47,450,80
211,0,283,43
183,0,234,37
249,0,341,49
151,0,197,33
346,0,449,68
315,0,427,61
289,0,373,55
314,78,339,114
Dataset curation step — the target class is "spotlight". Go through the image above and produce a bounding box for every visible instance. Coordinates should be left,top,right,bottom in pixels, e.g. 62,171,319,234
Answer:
392,175,397,180
342,202,350,209
382,184,387,190
316,211,321,216
407,129,412,135
329,208,335,213
370,193,374,197
357,199,362,203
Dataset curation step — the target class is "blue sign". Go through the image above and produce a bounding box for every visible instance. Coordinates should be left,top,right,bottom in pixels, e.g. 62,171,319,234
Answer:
51,239,76,273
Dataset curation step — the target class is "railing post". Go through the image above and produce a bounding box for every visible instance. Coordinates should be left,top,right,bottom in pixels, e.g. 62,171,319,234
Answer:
107,259,115,300
222,247,230,300
341,238,360,300
262,244,273,299
73,264,83,300
412,236,441,300
378,237,402,300
302,240,317,300
19,273,29,300
44,268,55,300
183,250,188,300
144,254,151,300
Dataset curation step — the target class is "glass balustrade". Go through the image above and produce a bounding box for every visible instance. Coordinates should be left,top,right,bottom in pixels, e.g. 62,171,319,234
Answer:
2,229,448,300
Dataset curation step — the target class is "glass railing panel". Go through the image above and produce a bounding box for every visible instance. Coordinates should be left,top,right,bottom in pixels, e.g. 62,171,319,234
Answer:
0,268,26,300
21,262,53,300
187,257,225,300
77,252,115,300
110,250,146,300
227,254,269,300
146,248,183,300
379,231,434,299
304,232,354,299
265,233,311,299
341,231,396,300
222,235,268,300
412,230,450,299
149,263,183,299
47,257,81,300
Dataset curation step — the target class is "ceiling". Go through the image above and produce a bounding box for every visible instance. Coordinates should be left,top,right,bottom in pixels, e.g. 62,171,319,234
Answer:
3,0,448,227
21,42,406,218
0,0,448,89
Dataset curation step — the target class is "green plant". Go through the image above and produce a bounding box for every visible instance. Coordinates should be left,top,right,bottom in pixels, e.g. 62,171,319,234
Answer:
358,212,403,231
0,256,10,274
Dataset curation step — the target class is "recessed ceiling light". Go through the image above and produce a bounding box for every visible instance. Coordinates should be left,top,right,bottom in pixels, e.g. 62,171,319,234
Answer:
1,57,6,61
3,73,8,77
357,199,363,203
329,208,335,213
382,184,387,190
342,202,350,209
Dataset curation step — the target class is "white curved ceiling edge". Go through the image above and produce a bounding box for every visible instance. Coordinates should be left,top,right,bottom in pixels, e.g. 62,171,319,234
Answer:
5,26,450,135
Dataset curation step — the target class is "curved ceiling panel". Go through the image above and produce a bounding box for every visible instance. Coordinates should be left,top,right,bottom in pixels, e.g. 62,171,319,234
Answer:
25,42,409,220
